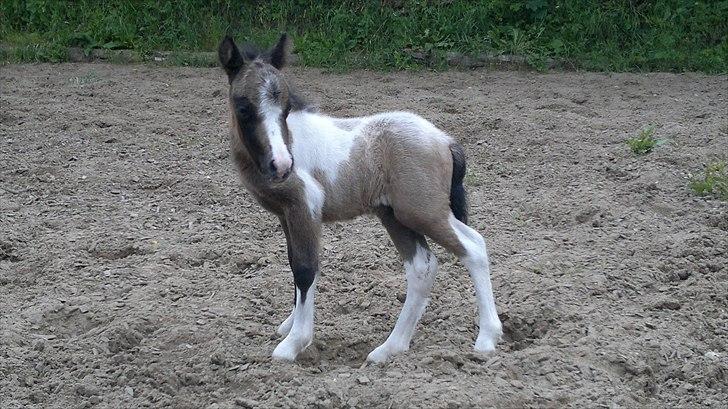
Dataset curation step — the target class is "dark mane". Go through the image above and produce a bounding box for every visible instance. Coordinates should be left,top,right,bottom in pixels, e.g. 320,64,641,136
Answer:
288,86,314,113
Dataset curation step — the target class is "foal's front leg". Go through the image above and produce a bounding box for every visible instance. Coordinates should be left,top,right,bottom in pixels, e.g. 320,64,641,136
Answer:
271,208,321,361
275,217,295,337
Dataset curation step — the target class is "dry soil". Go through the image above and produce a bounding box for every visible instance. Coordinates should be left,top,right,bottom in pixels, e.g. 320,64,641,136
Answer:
1,63,727,408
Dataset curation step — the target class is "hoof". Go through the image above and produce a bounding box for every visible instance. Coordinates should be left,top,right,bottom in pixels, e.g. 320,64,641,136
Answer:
474,325,502,353
272,333,312,362
474,337,498,353
366,343,407,364
273,342,298,362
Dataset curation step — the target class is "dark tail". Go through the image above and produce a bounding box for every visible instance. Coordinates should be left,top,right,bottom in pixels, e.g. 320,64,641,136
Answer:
449,143,468,224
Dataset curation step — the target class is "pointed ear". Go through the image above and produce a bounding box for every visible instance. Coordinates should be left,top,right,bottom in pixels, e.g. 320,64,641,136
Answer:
218,36,245,77
269,33,292,70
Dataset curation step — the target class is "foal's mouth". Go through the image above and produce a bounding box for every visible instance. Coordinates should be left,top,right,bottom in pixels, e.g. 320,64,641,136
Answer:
271,167,292,183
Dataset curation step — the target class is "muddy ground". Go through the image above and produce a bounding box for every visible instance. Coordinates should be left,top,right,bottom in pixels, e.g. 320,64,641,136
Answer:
1,63,727,408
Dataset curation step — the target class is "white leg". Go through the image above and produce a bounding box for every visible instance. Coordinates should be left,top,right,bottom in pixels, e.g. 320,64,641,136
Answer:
272,280,316,361
449,215,502,352
367,244,437,363
276,307,295,337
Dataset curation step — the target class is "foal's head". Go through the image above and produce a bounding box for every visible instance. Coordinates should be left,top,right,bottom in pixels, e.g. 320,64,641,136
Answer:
219,34,295,182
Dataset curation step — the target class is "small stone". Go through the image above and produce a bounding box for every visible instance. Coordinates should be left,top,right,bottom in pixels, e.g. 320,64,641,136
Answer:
75,384,99,397
235,397,259,408
357,376,370,385
33,340,45,351
510,380,524,389
677,270,691,280
89,396,101,404
494,376,509,388
652,299,681,310
210,352,226,366
124,386,134,397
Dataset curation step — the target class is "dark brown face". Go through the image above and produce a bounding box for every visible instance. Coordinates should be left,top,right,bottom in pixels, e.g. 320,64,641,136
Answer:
219,34,294,182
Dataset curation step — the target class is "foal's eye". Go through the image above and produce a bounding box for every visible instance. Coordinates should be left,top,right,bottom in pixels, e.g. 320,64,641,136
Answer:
237,106,254,120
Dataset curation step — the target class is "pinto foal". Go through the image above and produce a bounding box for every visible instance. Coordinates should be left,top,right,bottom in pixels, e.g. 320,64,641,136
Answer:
218,34,502,363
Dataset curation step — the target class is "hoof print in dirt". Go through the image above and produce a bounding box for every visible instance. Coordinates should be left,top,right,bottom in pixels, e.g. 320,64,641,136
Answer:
88,239,155,260
502,312,553,351
0,241,20,262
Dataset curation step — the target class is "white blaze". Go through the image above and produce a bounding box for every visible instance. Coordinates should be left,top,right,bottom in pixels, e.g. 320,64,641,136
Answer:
259,82,292,177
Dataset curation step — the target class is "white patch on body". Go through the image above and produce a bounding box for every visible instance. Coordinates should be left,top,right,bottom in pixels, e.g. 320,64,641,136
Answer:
367,243,438,363
259,82,292,177
368,111,453,146
296,169,325,219
287,111,358,183
272,281,316,361
448,214,502,352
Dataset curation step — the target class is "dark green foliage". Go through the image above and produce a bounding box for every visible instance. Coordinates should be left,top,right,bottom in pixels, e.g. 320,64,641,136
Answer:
1,0,726,71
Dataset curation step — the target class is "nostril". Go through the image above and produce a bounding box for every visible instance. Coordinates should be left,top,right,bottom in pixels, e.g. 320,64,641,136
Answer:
268,159,277,175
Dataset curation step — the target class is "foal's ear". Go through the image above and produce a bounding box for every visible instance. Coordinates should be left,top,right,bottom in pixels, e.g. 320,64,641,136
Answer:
269,33,292,70
218,36,245,77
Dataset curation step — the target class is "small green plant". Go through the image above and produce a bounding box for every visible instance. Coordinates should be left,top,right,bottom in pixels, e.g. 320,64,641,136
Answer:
627,126,660,155
464,169,483,187
69,70,100,86
690,161,728,200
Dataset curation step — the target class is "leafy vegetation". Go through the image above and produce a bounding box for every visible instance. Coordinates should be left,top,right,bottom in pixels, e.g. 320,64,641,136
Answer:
690,161,728,200
627,126,661,155
1,0,727,71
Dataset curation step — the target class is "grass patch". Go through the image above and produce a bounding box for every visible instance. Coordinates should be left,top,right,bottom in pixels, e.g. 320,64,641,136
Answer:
68,70,100,86
465,169,483,188
690,161,728,200
1,1,726,72
627,126,663,155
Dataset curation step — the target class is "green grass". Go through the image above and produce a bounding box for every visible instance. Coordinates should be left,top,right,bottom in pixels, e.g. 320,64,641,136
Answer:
690,161,728,200
1,1,727,72
68,70,100,86
627,126,661,155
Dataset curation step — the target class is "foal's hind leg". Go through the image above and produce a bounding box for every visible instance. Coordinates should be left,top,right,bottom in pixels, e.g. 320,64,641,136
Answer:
367,208,438,363
422,214,502,352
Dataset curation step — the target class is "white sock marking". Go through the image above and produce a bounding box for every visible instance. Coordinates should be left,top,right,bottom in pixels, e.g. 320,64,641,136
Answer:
368,244,437,363
448,214,502,352
276,308,295,337
272,280,317,361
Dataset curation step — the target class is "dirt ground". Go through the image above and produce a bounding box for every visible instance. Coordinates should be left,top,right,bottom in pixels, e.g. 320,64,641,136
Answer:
1,62,727,408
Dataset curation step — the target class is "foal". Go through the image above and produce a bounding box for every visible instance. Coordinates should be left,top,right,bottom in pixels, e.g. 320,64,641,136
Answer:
218,34,502,363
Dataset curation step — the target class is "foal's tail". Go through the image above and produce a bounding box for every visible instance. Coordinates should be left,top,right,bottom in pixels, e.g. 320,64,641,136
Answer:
449,143,468,224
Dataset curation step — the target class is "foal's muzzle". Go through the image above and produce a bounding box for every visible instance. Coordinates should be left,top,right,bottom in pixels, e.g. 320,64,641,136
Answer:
268,157,293,182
